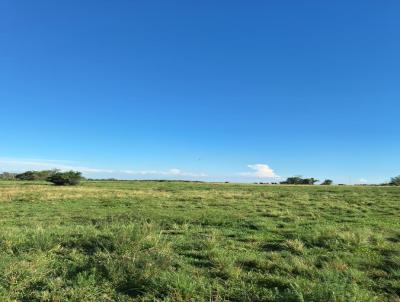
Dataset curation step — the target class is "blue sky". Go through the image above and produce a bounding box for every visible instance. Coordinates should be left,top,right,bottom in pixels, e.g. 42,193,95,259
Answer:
0,0,399,183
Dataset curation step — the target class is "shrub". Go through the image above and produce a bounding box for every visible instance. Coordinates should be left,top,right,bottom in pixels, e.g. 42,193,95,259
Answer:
0,172,17,180
321,179,333,185
16,171,38,181
16,170,59,181
47,171,82,186
389,175,400,186
280,177,319,185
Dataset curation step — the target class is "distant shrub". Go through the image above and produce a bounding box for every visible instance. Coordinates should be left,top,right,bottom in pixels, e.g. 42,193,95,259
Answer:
0,172,17,180
16,171,38,181
302,178,319,185
389,176,400,186
47,171,82,186
321,179,333,185
280,176,319,185
16,170,59,181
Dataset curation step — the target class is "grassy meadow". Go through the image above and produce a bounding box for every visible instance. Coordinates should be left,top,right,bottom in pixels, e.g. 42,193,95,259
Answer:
0,180,399,301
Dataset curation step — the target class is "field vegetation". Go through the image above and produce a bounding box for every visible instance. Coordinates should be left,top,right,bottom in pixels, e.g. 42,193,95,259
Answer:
0,181,399,301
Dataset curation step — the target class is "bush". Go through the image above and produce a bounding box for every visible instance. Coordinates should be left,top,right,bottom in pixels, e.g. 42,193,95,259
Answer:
389,175,400,186
47,171,82,186
0,172,17,180
16,170,59,181
321,179,333,185
16,171,39,181
280,176,319,185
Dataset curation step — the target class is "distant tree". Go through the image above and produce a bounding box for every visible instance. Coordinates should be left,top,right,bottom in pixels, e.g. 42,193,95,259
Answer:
321,179,333,185
280,176,303,185
280,176,318,185
0,172,17,180
389,175,400,186
302,178,319,185
36,170,59,180
47,171,82,186
16,170,59,181
16,171,38,181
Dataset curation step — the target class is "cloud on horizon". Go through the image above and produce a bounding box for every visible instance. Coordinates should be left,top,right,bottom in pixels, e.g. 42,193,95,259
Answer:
0,157,114,174
121,168,207,177
238,164,279,179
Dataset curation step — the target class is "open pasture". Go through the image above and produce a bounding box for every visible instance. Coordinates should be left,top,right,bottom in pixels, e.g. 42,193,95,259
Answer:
0,181,399,301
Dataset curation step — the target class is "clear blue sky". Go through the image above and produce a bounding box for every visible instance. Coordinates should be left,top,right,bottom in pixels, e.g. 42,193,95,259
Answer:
1,0,399,183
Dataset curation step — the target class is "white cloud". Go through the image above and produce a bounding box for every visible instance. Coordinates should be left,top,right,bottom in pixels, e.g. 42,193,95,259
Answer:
122,168,207,177
358,178,368,183
0,157,115,173
238,164,279,179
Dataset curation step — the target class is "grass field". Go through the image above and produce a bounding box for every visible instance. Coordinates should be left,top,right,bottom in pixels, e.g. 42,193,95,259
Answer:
0,181,399,301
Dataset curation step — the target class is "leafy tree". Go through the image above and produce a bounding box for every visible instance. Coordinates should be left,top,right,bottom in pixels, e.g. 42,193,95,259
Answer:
389,175,400,186
280,176,319,185
280,176,303,185
321,179,333,185
16,171,39,181
47,171,82,186
302,178,319,185
16,170,59,181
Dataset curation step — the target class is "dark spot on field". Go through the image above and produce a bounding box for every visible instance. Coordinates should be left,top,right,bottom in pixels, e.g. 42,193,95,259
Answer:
261,242,285,252
238,259,260,271
116,277,150,298
387,234,400,243
180,251,214,268
209,268,230,280
257,275,291,290
236,237,258,243
240,221,263,230
61,234,116,254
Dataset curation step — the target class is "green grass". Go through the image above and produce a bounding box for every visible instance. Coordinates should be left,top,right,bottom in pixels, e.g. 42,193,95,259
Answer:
0,181,399,301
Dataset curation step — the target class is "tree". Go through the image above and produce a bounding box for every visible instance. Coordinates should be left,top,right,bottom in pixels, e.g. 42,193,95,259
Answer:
47,171,83,186
16,171,38,181
321,179,333,185
16,170,59,181
302,178,319,185
389,175,400,186
280,176,319,185
280,176,304,185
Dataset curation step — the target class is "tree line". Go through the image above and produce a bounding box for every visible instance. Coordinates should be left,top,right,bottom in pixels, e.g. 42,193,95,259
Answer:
0,170,83,185
261,176,400,186
1,170,400,186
